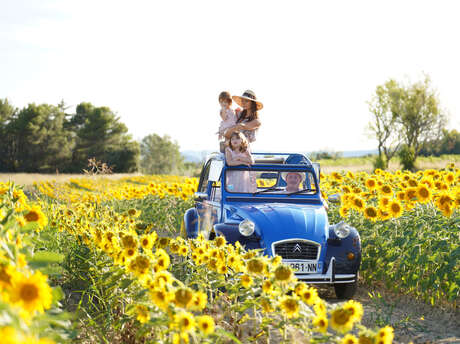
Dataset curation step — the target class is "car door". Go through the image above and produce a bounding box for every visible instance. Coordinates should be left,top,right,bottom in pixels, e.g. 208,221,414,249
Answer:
196,159,224,237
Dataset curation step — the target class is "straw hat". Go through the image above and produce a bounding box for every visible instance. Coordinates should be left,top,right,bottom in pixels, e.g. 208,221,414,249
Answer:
232,90,263,110
281,171,306,184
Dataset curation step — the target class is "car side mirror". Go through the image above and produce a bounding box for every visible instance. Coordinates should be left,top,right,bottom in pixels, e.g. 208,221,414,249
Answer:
194,192,208,201
328,193,340,204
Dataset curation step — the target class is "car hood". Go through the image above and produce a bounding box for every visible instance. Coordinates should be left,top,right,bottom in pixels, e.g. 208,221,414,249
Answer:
227,202,328,256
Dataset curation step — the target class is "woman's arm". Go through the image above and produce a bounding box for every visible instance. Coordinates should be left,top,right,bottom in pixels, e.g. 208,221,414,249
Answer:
223,118,261,139
236,118,261,131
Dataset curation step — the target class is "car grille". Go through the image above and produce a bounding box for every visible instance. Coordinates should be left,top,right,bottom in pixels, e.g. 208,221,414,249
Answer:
273,241,319,260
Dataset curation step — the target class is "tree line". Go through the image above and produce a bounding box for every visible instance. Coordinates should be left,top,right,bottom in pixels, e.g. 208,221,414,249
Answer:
367,75,459,170
0,99,198,175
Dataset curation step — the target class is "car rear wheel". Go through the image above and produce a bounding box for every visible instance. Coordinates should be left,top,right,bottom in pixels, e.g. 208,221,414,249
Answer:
334,274,358,299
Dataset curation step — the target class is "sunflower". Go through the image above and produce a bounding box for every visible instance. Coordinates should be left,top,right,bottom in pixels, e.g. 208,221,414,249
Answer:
351,197,365,211
140,234,154,251
396,191,405,201
416,185,431,203
174,311,196,333
190,291,207,311
379,185,393,196
215,236,226,247
0,264,16,290
135,305,150,323
262,280,274,294
196,315,215,336
314,300,327,316
23,205,48,230
300,286,319,306
149,288,172,310
312,315,328,333
363,206,378,222
375,326,394,344
9,270,52,316
274,265,294,282
260,297,274,313
388,200,403,218
152,271,173,288
339,206,350,218
278,295,300,318
377,209,391,221
174,287,194,308
247,258,266,275
330,307,354,334
343,300,363,322
365,178,377,190
240,274,253,289
341,334,358,344
172,333,189,344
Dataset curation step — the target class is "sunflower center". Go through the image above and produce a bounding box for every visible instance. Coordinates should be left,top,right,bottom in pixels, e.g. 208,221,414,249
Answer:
20,283,39,302
25,211,39,222
333,309,350,325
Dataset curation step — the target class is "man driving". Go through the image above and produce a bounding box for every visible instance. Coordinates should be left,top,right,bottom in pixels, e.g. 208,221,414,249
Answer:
280,171,329,210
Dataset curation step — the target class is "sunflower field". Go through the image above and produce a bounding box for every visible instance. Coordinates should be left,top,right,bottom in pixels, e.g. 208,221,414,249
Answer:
0,163,458,343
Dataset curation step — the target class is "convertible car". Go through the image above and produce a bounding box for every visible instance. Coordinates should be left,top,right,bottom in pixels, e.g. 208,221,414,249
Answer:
184,152,361,299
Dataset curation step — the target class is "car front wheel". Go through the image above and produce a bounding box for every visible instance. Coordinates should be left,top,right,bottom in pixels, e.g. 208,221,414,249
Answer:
334,274,358,299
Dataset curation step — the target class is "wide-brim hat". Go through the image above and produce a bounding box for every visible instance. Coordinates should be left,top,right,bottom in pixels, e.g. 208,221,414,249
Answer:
281,171,306,183
232,90,263,110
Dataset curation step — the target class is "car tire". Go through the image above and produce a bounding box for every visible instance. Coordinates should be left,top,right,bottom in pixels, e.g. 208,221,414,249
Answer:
334,274,358,299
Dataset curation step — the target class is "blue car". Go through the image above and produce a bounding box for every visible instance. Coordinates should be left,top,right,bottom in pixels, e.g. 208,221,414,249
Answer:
184,152,361,299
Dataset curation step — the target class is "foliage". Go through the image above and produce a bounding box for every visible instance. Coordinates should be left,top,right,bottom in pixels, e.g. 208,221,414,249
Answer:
367,80,401,169
69,102,140,173
420,129,460,156
398,145,416,171
322,164,459,305
368,75,447,170
140,134,184,175
30,175,392,343
0,182,74,342
0,99,140,173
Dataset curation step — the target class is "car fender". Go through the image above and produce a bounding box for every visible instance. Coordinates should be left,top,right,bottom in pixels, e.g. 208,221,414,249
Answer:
184,208,199,239
214,223,261,250
324,225,361,274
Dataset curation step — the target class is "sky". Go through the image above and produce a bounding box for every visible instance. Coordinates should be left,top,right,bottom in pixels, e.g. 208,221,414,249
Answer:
1,0,459,153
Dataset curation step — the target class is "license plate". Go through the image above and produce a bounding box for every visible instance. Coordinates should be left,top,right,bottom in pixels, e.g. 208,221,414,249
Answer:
287,261,320,273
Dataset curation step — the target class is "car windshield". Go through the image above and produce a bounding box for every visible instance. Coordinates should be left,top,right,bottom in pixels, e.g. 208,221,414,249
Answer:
225,169,318,195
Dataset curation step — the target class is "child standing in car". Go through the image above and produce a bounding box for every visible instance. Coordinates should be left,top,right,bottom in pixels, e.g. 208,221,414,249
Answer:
217,91,237,152
225,131,256,193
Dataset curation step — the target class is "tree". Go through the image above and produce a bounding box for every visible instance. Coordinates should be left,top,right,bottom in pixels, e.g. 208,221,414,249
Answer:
367,80,402,169
368,75,447,170
69,102,140,172
420,129,460,156
0,99,17,171
140,134,184,174
394,76,446,164
12,103,74,172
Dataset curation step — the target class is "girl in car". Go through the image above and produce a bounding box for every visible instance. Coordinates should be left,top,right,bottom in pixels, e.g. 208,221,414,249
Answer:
225,131,256,193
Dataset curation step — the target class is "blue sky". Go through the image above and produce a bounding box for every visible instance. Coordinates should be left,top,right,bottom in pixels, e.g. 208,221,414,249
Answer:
1,0,459,153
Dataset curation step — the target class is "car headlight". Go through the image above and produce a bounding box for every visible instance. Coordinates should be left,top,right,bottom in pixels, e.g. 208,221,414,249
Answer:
239,219,255,237
333,221,351,239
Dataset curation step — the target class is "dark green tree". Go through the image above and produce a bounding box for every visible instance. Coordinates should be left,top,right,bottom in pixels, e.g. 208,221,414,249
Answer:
12,103,74,172
140,134,184,174
0,99,18,171
69,102,139,172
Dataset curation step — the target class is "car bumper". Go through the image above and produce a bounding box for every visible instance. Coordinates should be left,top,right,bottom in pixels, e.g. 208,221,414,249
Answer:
294,257,357,284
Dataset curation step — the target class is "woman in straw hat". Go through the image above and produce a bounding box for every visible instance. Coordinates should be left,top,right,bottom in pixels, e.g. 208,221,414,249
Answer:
224,90,262,144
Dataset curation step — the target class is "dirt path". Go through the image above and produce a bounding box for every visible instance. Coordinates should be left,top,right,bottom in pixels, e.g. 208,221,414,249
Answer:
319,283,460,344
